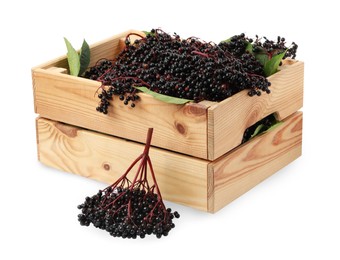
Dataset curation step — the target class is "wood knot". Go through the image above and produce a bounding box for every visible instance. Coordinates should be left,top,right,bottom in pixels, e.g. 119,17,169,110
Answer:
174,121,187,135
246,109,261,128
103,163,111,171
292,117,302,133
183,103,206,117
54,122,78,138
273,131,282,145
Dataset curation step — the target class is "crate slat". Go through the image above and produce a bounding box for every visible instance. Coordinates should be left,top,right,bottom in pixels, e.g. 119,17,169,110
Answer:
33,68,209,158
209,111,302,212
36,117,209,211
36,112,302,212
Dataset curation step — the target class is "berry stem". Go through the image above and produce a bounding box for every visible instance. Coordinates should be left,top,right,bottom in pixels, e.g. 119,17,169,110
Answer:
143,128,153,156
129,155,147,190
77,127,179,239
147,156,164,203
125,32,146,40
191,50,210,58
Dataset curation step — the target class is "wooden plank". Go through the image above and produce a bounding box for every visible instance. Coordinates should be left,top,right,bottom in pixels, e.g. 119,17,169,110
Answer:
207,165,215,212
33,68,209,158
209,111,302,213
36,117,209,211
208,61,304,160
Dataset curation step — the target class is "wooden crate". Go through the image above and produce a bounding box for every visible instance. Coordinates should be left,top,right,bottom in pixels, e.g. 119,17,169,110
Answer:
32,29,304,160
36,111,302,213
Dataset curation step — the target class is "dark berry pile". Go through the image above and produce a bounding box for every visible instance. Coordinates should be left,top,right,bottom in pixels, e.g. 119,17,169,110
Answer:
85,29,273,114
77,128,179,239
253,35,298,59
77,187,179,239
242,113,278,143
218,33,254,57
219,33,298,60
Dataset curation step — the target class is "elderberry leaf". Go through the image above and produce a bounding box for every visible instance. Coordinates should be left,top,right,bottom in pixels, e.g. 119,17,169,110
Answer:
133,86,192,104
250,121,282,139
245,42,253,54
254,53,269,66
64,37,80,76
79,39,90,76
264,51,286,77
265,121,283,132
250,124,265,139
220,37,231,43
142,31,155,37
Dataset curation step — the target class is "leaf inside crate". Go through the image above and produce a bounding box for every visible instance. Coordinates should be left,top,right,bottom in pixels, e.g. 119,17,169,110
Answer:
264,51,286,77
250,124,266,139
255,52,269,66
79,39,90,76
250,121,283,139
243,114,283,143
64,37,80,76
265,121,283,132
133,86,192,104
142,31,155,37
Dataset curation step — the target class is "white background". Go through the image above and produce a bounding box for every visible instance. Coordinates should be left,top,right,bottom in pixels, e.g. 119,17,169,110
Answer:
1,0,339,259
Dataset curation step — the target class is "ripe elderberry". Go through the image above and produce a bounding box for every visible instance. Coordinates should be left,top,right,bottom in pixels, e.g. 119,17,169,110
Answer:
77,128,179,239
84,30,273,114
85,29,297,114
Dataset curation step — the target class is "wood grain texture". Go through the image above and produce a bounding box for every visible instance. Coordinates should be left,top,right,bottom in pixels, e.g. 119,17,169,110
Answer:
209,111,302,213
33,67,208,158
36,117,209,211
207,60,304,160
32,29,303,160
36,112,302,212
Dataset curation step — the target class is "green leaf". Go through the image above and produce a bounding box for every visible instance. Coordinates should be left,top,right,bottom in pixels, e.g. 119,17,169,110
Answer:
255,53,269,66
250,120,283,139
143,31,155,37
133,86,192,104
253,46,269,66
79,39,90,76
220,37,231,43
264,51,286,77
265,121,283,132
245,42,253,54
250,124,265,139
64,37,80,76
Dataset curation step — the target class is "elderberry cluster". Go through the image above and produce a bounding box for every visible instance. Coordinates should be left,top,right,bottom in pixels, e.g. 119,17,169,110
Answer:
77,186,180,239
253,35,298,59
95,81,140,113
219,33,298,60
85,29,273,113
218,33,254,57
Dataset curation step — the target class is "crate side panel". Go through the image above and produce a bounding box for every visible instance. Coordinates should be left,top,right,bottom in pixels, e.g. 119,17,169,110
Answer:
208,61,304,160
211,112,303,212
33,68,209,158
36,118,209,211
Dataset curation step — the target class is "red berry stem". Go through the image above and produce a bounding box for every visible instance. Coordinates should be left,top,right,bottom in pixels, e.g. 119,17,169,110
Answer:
147,156,164,203
125,32,146,41
77,128,180,238
191,50,210,59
